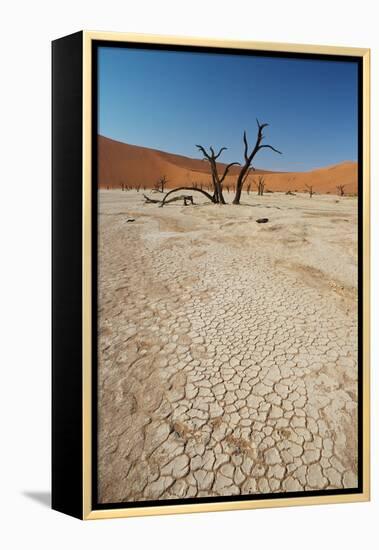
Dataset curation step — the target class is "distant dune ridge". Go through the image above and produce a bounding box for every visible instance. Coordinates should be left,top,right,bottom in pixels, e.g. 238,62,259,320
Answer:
98,135,358,195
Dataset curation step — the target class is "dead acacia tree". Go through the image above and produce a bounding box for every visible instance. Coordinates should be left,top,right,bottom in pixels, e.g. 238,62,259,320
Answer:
153,144,238,208
154,175,169,193
305,184,314,198
196,144,240,204
336,184,346,197
233,120,281,204
257,176,265,196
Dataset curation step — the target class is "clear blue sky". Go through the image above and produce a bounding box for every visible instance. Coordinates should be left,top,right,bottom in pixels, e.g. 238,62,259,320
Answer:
98,46,358,171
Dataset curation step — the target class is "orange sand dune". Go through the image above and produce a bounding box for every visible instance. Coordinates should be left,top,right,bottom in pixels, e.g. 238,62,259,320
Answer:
98,135,358,195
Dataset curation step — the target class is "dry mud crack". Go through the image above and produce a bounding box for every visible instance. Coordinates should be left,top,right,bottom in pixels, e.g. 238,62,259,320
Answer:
98,192,358,503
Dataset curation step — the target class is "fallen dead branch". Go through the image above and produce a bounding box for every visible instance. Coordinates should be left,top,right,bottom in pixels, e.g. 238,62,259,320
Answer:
143,194,161,204
159,187,216,207
144,191,196,207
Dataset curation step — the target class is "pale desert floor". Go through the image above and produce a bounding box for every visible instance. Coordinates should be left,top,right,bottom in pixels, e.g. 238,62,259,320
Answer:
97,190,358,503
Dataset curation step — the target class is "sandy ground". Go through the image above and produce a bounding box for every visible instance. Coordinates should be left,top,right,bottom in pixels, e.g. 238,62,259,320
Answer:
97,189,358,503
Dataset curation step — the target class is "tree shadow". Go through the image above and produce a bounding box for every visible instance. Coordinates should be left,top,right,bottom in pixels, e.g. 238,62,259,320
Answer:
22,491,51,508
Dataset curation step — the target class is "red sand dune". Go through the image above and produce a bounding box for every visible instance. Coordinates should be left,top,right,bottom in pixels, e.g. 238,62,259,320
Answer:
98,135,358,195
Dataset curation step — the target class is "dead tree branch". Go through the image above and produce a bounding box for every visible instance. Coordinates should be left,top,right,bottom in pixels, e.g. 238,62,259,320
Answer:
159,186,216,207
143,194,161,204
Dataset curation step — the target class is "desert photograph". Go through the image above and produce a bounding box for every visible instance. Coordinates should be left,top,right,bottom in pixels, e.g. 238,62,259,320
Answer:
96,46,359,504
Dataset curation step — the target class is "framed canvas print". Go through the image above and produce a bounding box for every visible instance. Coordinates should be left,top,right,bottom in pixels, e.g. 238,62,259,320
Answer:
52,31,370,520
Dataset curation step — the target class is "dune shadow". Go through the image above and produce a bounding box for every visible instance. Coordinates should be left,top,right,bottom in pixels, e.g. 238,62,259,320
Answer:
22,491,51,508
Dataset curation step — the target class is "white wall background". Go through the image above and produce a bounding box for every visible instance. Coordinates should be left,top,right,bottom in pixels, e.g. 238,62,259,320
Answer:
1,1,377,548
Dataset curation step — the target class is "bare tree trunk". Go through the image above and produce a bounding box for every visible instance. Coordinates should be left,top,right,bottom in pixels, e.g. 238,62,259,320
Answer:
196,145,239,204
233,120,281,204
